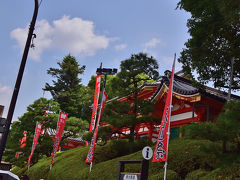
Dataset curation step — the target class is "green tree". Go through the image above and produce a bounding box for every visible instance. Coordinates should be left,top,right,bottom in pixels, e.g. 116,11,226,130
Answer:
45,54,91,119
115,53,159,95
183,100,240,153
87,75,119,100
5,98,59,165
177,0,240,90
6,98,89,166
217,100,240,152
103,53,160,142
103,100,159,143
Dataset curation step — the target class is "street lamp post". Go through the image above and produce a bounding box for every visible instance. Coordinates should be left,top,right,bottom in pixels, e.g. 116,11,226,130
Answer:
88,65,117,171
0,0,39,163
95,67,118,122
95,67,118,128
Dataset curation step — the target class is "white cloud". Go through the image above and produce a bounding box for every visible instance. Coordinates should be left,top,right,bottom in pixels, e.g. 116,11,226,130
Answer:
0,84,11,95
144,38,162,49
114,44,127,51
0,83,12,116
11,15,110,61
30,20,53,60
109,37,120,42
52,16,109,56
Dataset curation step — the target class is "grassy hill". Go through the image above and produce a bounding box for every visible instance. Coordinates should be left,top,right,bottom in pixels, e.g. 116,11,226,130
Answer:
12,138,240,180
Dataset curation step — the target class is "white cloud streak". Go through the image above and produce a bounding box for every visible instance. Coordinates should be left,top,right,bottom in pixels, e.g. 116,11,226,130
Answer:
144,38,161,48
11,15,110,61
143,38,164,54
0,83,12,117
114,44,127,51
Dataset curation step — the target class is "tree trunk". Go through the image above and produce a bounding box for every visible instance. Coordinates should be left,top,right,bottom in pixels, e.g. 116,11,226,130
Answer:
129,126,135,143
130,80,138,143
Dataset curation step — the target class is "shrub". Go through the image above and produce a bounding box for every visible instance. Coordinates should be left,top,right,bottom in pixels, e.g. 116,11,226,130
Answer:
217,100,240,153
109,138,153,157
167,139,219,178
148,169,181,180
185,169,209,180
183,122,219,141
82,131,94,142
11,166,28,178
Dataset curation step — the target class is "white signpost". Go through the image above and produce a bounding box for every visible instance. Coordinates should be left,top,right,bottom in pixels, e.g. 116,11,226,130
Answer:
123,174,138,180
142,146,153,160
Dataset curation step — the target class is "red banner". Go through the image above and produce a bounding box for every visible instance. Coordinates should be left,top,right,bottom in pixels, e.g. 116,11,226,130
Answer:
19,131,27,148
16,152,24,159
86,91,107,163
89,75,101,132
152,58,175,162
51,112,68,165
28,122,42,165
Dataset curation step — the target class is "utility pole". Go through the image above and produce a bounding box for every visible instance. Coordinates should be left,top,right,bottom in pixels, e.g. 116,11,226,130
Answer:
0,0,39,163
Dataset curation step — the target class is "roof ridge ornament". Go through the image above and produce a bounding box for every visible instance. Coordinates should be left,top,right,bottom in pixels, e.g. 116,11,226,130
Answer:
164,70,171,79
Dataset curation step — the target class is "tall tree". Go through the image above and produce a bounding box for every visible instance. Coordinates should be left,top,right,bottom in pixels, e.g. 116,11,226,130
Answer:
105,53,160,142
5,98,59,165
177,0,240,90
6,98,89,166
103,100,159,143
115,53,159,95
45,54,90,118
87,75,119,100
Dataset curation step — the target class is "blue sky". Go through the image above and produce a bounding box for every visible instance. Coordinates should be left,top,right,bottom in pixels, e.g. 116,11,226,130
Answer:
0,0,191,121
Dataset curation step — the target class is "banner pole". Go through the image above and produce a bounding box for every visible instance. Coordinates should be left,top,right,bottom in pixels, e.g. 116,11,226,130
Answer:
90,162,92,172
50,111,61,168
28,121,37,167
94,74,107,129
163,53,176,180
89,74,101,133
163,162,167,180
91,74,107,171
86,73,108,171
85,67,117,170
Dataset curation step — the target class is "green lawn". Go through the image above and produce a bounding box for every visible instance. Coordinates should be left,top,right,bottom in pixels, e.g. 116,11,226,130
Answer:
11,138,240,180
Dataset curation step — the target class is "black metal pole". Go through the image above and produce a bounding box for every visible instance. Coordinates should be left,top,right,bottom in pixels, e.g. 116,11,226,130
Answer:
93,74,107,131
141,160,149,180
0,0,39,162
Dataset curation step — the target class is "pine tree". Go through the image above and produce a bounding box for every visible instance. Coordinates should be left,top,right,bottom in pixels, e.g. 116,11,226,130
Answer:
45,54,91,118
104,53,160,142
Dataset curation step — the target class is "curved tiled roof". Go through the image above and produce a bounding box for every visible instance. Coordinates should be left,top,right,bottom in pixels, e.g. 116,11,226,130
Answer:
108,70,240,103
67,137,86,143
146,72,240,102
149,75,200,101
46,128,86,143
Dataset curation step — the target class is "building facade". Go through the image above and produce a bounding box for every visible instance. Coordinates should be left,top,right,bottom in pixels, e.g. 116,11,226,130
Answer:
114,71,240,141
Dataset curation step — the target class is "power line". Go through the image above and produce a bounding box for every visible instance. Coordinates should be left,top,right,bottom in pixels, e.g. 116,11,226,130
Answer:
39,0,43,8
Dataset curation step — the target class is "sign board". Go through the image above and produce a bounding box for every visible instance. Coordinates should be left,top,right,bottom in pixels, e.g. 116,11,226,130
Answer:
120,173,140,180
117,160,149,180
142,146,153,160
